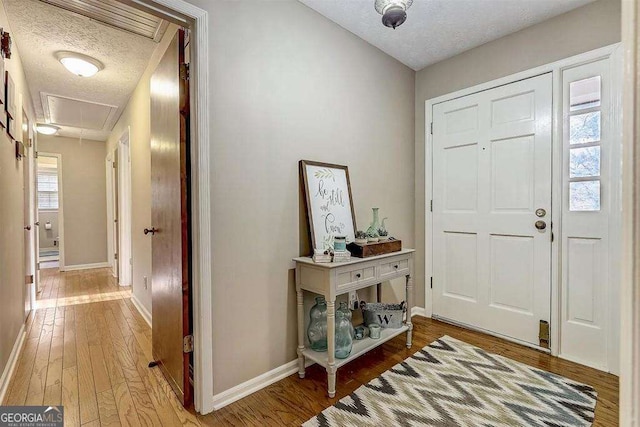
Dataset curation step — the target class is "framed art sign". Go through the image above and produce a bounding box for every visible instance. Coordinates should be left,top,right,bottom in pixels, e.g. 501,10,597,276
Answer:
300,160,357,251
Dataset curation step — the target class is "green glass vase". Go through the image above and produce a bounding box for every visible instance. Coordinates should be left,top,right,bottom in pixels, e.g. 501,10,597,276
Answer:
366,207,380,237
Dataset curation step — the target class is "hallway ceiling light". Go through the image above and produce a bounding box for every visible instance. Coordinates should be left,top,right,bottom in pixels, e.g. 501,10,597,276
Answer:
56,51,104,77
36,124,59,135
374,0,413,29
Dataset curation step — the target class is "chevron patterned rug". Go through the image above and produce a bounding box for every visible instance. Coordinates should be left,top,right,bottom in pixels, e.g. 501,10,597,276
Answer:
304,336,597,427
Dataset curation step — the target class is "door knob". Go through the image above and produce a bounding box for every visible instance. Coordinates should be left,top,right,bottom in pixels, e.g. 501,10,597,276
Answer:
144,227,158,235
24,225,31,231
535,220,547,230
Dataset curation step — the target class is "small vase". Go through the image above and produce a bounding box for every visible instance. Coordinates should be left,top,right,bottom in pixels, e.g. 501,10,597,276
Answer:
307,296,328,351
366,208,380,237
335,311,353,359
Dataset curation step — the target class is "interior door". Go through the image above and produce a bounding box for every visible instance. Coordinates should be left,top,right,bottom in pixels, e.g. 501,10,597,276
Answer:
22,109,32,320
149,29,192,406
432,73,553,347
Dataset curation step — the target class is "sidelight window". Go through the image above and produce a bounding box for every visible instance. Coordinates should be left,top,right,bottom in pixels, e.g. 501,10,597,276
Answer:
568,75,602,211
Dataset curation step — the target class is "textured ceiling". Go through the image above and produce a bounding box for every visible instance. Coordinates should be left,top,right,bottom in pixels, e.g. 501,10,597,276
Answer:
299,0,596,71
4,0,158,141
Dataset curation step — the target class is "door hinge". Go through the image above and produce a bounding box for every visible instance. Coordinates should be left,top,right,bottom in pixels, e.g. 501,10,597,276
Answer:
180,63,190,81
114,253,118,260
112,161,117,169
430,200,433,212
539,320,550,349
430,277,433,289
26,275,33,285
34,151,38,159
430,122,433,135
183,334,194,353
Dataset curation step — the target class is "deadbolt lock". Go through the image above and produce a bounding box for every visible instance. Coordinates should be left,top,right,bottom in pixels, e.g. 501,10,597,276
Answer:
535,220,547,230
535,208,546,217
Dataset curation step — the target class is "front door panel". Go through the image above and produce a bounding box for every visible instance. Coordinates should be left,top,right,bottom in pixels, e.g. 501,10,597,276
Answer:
432,73,553,347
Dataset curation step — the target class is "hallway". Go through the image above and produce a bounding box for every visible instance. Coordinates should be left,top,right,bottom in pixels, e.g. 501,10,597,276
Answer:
2,268,200,426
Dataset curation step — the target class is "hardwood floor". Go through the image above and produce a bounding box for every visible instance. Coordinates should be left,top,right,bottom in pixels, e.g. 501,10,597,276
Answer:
3,268,619,426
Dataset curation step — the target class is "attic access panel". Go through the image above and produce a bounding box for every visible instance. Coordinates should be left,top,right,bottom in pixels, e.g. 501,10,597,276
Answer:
41,92,118,130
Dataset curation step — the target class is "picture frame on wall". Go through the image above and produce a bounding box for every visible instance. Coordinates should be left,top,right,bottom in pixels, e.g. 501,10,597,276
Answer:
0,59,5,129
300,160,357,251
7,116,15,139
5,70,16,120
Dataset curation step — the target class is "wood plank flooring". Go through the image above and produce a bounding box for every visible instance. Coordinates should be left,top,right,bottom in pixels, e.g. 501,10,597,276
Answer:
3,268,619,426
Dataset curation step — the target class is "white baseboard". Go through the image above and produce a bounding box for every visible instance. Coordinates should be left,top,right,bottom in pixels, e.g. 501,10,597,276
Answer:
210,310,429,412
62,262,110,272
0,325,26,404
130,294,152,328
411,306,428,318
212,359,302,410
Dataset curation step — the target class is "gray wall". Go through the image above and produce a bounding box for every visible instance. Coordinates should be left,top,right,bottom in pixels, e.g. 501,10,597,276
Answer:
0,0,34,389
38,211,59,249
413,0,622,309
185,0,415,394
38,136,108,267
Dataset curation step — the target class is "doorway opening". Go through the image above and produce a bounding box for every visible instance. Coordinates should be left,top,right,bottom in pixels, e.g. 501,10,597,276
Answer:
36,153,63,271
2,0,212,415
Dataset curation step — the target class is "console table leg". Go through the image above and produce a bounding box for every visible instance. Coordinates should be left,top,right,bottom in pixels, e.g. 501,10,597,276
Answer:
326,297,336,397
406,274,414,348
296,288,306,378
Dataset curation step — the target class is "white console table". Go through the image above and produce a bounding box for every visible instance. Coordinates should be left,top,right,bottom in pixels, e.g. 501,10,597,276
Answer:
293,249,415,397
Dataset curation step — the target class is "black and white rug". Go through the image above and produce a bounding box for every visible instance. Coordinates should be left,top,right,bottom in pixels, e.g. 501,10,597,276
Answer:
304,336,597,427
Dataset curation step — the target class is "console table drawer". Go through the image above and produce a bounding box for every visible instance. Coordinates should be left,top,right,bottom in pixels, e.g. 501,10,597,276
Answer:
380,258,409,278
336,266,375,291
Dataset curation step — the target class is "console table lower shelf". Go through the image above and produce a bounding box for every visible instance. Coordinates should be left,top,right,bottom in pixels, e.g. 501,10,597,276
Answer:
293,249,415,398
302,325,409,369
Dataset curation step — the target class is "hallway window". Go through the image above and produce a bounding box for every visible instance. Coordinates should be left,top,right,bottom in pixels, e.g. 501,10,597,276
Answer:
37,158,59,210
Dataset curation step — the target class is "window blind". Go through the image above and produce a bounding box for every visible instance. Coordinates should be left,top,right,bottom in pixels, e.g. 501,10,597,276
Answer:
37,168,59,210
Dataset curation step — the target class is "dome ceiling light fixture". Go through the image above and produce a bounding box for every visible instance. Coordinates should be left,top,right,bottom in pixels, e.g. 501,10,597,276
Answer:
56,51,104,77
36,124,59,135
374,0,413,29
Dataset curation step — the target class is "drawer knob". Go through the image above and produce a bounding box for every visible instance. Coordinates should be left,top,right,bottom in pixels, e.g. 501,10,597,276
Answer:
394,265,399,269
355,273,361,278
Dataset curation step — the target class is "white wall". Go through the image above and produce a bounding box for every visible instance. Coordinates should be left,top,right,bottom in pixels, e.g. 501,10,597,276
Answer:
413,0,622,308
38,135,108,267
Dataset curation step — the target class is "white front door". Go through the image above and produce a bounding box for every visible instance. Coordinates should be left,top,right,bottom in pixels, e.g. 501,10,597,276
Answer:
432,73,553,347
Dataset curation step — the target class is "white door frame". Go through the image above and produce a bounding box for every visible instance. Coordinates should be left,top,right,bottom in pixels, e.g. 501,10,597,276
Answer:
120,0,213,414
105,147,118,277
425,44,622,366
117,129,133,287
620,0,640,423
37,152,65,271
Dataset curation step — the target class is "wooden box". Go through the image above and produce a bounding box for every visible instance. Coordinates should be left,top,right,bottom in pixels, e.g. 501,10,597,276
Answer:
347,239,402,258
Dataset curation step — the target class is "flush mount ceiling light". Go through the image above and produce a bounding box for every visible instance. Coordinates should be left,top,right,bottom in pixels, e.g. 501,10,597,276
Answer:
56,51,104,77
374,0,413,29
36,124,59,135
